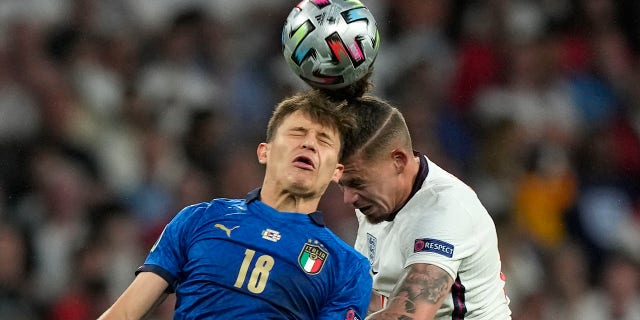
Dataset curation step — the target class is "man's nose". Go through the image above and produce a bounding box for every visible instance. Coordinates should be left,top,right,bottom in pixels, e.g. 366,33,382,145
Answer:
301,139,316,151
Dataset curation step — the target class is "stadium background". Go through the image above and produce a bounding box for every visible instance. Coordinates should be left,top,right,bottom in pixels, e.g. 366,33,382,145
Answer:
0,0,639,318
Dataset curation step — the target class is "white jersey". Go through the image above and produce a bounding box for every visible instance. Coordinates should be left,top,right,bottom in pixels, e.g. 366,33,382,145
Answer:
354,156,511,319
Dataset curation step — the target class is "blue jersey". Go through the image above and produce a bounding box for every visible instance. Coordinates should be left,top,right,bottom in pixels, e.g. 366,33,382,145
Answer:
138,188,371,319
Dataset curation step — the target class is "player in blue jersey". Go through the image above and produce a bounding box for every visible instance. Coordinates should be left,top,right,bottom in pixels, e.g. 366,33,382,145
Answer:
98,90,372,320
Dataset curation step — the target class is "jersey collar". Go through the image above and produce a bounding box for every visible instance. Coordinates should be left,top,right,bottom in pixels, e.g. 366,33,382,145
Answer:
246,188,261,203
385,151,429,221
246,188,326,226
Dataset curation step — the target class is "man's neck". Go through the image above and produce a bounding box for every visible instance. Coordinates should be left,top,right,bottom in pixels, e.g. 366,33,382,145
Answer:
259,185,321,214
386,154,425,221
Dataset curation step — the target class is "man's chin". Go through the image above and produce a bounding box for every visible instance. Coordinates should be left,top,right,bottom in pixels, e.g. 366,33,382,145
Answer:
365,214,386,224
286,182,318,198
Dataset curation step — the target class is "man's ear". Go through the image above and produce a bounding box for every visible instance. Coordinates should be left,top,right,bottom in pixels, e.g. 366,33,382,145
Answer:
257,143,269,164
331,163,344,183
391,148,409,173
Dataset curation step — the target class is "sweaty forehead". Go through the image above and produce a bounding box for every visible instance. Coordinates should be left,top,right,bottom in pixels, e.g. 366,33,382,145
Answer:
343,150,373,168
343,153,389,181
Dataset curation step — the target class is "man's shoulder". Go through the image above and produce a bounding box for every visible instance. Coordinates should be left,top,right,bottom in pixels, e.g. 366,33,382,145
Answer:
175,198,247,221
417,159,482,209
209,197,247,209
319,230,370,265
422,158,470,190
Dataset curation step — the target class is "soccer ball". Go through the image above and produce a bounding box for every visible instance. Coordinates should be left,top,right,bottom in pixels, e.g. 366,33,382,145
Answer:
282,0,380,90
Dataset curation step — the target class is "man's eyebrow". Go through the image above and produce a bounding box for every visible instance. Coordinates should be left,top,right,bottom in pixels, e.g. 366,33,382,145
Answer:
286,125,337,142
318,130,337,141
288,126,307,132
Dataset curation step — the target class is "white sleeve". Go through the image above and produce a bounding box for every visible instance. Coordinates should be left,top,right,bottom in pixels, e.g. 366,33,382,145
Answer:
401,198,476,280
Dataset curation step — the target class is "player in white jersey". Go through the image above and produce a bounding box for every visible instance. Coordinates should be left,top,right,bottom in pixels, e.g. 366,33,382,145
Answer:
337,96,512,319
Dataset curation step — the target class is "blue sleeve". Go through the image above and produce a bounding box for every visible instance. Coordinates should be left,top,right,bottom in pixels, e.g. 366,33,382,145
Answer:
318,256,372,320
137,203,208,292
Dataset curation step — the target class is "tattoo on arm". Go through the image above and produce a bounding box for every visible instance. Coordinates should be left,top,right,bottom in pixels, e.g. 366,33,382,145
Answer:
367,264,454,319
396,264,451,304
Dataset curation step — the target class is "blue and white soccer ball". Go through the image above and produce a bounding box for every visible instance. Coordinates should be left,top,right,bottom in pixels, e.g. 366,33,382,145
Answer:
282,0,380,90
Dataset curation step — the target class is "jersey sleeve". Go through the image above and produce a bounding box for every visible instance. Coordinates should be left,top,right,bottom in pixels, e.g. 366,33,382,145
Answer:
402,199,475,280
317,255,372,320
136,203,208,292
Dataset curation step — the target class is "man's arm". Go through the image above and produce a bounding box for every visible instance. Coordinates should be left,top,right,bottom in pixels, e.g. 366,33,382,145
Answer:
368,290,384,315
365,263,454,320
98,271,170,320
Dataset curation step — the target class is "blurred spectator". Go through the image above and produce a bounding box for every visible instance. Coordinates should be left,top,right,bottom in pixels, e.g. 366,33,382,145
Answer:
513,144,577,250
182,109,229,187
497,219,545,313
48,243,110,320
15,144,98,307
88,202,146,302
375,0,455,99
596,253,640,319
0,48,41,144
541,241,604,320
136,7,223,139
448,1,505,115
125,122,185,229
468,118,525,222
0,221,38,319
571,118,640,270
473,37,582,149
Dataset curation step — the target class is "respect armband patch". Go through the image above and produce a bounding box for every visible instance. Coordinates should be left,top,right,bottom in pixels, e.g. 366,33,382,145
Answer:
414,238,454,258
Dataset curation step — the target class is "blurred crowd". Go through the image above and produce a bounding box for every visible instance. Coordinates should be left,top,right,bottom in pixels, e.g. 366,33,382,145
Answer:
0,0,639,319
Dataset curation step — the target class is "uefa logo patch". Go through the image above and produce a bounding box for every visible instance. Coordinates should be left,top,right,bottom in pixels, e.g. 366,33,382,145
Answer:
298,241,329,274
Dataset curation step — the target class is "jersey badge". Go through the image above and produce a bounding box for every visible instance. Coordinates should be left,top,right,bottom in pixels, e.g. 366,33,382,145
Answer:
366,233,376,264
298,240,328,274
414,238,454,258
261,228,281,242
344,308,362,320
214,223,239,237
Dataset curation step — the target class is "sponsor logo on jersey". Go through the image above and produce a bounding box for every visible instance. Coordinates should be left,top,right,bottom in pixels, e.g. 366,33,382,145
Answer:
344,308,361,320
261,229,281,242
366,233,376,264
414,238,454,258
214,223,239,237
298,241,328,274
